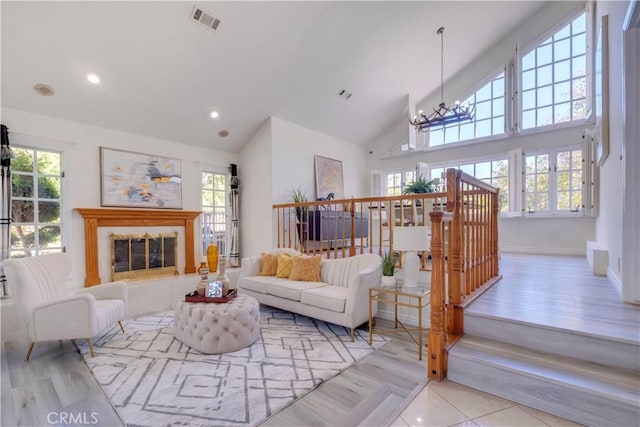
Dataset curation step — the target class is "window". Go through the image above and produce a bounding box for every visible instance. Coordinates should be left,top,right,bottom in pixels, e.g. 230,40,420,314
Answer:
521,11,587,130
10,147,63,257
430,71,506,147
385,170,415,196
201,171,227,256
525,147,583,214
430,158,509,212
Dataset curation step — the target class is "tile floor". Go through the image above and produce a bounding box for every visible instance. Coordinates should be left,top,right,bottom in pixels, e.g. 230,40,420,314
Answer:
391,379,583,427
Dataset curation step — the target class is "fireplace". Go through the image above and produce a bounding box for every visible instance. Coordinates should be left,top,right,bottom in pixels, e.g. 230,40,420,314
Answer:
111,232,178,281
75,208,201,286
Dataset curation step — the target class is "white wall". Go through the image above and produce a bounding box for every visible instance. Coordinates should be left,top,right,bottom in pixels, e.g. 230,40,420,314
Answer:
593,1,629,295
366,1,595,256
500,217,595,256
271,117,368,203
1,107,238,288
238,119,274,257
239,116,369,256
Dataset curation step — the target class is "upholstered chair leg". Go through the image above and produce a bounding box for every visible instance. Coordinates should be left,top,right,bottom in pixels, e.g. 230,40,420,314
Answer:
87,338,95,357
24,342,36,361
118,321,125,334
350,328,355,342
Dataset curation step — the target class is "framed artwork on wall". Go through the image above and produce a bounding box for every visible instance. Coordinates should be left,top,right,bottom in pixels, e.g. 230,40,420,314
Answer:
100,147,183,209
594,14,609,167
314,155,344,200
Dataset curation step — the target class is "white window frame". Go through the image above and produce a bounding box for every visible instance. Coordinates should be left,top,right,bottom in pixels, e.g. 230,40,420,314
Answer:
384,169,415,196
427,154,510,215
429,68,507,148
518,8,591,133
9,144,65,257
200,167,229,258
523,143,585,217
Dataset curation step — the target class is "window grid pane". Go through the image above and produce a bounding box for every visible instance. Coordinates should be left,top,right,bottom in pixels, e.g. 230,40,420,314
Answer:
430,71,505,146
10,147,63,257
556,149,582,211
201,172,227,255
525,154,549,213
521,11,587,130
436,158,508,212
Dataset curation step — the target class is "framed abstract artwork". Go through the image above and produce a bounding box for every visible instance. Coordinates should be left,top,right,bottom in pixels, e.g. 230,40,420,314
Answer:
100,147,183,209
314,155,344,200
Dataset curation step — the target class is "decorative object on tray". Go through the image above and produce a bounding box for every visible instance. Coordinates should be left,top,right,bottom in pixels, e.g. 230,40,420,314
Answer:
206,280,223,298
100,147,182,209
196,263,209,296
215,257,231,295
185,288,237,303
206,243,219,272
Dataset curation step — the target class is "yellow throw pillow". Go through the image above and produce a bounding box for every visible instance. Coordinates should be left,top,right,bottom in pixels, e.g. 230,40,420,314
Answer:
259,252,278,276
275,253,294,278
289,255,323,282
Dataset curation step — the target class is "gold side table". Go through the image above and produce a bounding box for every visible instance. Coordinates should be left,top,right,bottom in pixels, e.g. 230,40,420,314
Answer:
368,283,430,360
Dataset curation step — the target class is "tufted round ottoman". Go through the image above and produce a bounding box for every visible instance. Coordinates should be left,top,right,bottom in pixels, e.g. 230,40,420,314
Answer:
173,293,260,354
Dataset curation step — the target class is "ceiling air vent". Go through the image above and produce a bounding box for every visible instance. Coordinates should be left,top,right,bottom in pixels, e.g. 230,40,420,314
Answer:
337,89,352,100
190,6,221,32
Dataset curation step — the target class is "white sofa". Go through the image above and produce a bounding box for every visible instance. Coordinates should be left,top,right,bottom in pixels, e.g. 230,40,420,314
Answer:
238,249,382,340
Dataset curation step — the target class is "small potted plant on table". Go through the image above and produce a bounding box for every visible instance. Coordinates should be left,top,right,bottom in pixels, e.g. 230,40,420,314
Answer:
381,250,396,286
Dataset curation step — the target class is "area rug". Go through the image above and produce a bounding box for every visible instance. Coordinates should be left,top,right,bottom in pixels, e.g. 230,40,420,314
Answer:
76,306,386,427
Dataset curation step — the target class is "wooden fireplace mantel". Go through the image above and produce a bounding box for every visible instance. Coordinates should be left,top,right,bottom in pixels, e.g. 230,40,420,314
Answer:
75,208,201,286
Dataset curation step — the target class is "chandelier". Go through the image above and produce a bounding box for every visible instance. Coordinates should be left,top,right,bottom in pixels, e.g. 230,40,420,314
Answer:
409,27,474,132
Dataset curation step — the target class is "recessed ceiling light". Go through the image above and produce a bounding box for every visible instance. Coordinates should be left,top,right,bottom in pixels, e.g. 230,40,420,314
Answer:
86,73,101,84
210,111,219,119
218,130,229,138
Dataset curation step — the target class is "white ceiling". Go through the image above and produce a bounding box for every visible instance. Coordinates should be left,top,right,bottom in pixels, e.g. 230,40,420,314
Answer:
1,1,546,153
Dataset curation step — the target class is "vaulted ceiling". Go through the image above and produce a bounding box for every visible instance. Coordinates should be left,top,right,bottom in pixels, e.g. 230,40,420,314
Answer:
1,1,546,153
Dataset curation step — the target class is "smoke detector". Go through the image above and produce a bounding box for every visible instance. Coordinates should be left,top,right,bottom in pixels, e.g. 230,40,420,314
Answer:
190,6,221,32
33,83,55,96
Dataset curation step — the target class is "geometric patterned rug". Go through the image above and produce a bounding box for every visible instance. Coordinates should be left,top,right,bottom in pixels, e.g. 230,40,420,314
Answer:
75,306,387,426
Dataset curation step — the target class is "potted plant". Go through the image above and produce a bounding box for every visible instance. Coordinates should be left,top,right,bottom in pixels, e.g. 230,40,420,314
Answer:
381,250,396,286
402,175,436,194
289,187,309,222
290,187,310,245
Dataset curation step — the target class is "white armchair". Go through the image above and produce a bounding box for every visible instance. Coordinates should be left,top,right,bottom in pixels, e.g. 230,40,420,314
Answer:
1,253,128,360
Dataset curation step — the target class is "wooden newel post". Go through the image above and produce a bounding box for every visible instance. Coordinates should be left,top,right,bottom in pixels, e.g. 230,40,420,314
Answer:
428,210,447,381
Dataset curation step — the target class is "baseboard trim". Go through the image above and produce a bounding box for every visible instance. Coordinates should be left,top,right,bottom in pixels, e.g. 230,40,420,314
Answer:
500,246,585,256
607,267,623,300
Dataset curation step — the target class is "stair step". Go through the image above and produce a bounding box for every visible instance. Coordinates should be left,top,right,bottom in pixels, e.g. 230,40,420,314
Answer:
464,312,640,371
448,336,640,427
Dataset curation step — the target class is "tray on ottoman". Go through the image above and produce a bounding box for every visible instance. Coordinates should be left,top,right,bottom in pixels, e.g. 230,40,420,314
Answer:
185,289,237,303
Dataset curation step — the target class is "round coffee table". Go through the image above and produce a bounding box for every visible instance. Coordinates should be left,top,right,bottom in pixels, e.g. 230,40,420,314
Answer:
173,293,260,354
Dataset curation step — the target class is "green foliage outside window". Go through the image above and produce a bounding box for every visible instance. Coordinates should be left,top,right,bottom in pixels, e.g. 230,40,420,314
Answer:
10,147,62,257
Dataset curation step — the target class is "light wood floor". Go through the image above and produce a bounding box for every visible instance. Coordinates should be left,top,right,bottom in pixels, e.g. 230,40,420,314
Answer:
2,254,637,427
467,253,640,344
0,319,426,427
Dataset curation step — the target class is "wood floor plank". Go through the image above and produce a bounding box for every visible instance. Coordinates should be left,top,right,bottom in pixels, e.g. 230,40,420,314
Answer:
3,254,634,426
